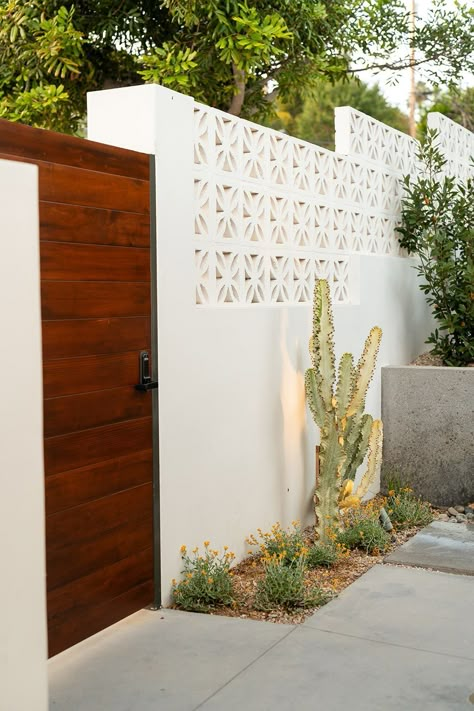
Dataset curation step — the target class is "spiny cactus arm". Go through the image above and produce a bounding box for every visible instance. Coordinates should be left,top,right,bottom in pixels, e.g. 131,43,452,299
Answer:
305,368,325,429
354,420,383,500
315,420,344,543
342,413,373,481
311,280,335,409
346,326,382,418
335,353,354,420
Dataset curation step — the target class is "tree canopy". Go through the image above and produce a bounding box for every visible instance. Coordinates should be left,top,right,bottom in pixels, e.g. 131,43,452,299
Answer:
417,85,474,138
0,0,473,133
268,80,409,150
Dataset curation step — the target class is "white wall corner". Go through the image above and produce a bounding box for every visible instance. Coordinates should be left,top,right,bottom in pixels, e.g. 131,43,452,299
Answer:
87,83,194,155
334,106,353,155
0,159,47,711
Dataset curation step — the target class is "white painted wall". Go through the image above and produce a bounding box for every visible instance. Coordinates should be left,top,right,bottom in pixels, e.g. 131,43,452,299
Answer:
0,160,47,710
88,85,433,603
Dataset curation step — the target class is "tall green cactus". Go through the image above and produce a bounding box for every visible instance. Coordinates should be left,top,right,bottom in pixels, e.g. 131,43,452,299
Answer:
305,280,383,542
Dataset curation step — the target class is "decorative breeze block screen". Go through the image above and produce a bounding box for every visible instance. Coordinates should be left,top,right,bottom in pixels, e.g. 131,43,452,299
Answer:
192,103,471,307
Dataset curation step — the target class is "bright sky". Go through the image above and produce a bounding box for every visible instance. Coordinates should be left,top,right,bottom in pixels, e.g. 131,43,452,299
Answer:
363,0,473,112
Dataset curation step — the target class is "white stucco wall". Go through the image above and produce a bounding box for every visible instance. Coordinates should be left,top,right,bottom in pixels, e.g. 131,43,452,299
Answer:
88,85,433,602
0,160,47,709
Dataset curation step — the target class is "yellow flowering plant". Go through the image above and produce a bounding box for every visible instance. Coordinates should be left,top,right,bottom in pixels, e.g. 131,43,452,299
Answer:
337,504,390,555
384,473,433,528
246,521,308,567
172,542,235,612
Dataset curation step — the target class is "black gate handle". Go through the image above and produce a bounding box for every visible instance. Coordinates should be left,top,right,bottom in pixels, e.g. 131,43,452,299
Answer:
135,350,158,392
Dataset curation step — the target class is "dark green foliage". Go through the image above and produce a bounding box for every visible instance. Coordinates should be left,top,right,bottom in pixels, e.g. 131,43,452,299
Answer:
254,557,331,610
306,542,339,568
1,0,474,131
385,477,433,529
397,130,474,366
337,518,390,554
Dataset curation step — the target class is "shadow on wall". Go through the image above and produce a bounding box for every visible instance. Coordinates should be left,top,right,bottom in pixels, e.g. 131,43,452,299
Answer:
279,309,313,524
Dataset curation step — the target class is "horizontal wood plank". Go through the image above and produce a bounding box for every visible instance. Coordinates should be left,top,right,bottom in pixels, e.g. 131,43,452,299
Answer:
40,203,150,247
47,518,153,592
45,450,153,515
47,483,152,552
0,153,149,213
43,352,142,398
42,281,151,320
0,118,150,180
39,161,150,213
44,417,153,475
48,547,153,628
44,386,151,437
42,316,150,359
48,580,154,657
41,242,150,283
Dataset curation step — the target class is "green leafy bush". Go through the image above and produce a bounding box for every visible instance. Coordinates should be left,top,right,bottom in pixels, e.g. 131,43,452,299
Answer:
386,487,433,529
254,556,331,611
246,521,307,567
337,517,390,554
172,542,235,612
306,542,339,568
397,129,474,366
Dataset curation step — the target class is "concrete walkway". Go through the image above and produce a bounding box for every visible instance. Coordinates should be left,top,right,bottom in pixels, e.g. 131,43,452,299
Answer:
49,561,474,711
385,520,474,575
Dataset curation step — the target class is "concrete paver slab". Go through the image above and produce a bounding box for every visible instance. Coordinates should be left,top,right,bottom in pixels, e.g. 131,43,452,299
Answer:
304,564,474,660
199,625,474,711
48,608,293,711
385,521,474,575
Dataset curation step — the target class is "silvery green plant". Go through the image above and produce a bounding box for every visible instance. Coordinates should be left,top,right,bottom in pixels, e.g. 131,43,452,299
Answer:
305,280,383,542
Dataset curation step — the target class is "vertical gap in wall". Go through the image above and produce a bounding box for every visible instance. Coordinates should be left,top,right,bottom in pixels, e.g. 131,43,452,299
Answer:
149,154,162,609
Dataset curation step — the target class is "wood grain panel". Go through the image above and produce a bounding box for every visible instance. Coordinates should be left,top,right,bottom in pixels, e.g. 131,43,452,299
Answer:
47,484,152,551
1,119,155,656
42,281,151,319
40,203,150,247
48,581,153,657
0,153,149,213
45,450,152,515
44,417,153,476
47,518,153,592
43,352,140,398
44,386,151,437
48,547,153,628
42,316,150,359
0,118,149,180
39,162,149,213
41,242,150,282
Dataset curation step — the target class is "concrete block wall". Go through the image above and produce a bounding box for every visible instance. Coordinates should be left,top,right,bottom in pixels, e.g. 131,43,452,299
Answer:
88,85,438,601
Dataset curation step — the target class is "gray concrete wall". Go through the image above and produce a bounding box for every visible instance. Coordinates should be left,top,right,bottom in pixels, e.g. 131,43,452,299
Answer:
381,366,474,506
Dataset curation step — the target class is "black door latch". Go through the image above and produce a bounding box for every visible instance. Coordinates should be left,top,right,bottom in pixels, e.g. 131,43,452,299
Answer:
135,350,158,391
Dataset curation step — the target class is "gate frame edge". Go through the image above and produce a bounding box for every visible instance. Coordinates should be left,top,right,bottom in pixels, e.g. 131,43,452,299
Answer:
149,154,162,610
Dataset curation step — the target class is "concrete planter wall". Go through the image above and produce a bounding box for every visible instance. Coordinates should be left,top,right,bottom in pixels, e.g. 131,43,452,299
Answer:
381,366,474,506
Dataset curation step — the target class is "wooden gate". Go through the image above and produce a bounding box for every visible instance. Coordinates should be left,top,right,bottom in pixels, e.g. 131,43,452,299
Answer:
0,119,157,656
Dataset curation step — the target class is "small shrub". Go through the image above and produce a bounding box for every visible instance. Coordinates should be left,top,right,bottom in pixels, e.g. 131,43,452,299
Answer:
246,521,307,566
337,517,390,555
254,556,331,610
387,488,433,529
397,129,474,366
172,542,235,612
306,541,339,568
